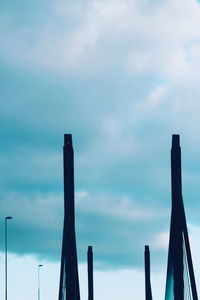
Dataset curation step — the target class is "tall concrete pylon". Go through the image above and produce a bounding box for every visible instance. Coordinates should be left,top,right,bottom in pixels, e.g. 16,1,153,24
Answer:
58,134,80,300
87,246,94,300
164,135,198,300
144,245,153,300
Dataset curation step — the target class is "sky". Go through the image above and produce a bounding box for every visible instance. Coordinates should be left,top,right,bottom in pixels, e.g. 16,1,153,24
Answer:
1,0,200,299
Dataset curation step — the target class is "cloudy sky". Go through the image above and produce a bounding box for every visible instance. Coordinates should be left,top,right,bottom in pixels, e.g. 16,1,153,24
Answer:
1,0,200,299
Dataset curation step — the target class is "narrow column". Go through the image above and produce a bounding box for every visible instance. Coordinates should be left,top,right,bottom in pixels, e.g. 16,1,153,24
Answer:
58,134,80,300
165,134,198,300
87,246,94,300
144,245,152,300
171,135,184,300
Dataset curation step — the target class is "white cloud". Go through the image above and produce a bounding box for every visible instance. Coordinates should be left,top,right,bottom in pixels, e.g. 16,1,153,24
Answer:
153,230,169,250
76,190,167,221
0,192,63,230
1,0,200,80
1,0,200,273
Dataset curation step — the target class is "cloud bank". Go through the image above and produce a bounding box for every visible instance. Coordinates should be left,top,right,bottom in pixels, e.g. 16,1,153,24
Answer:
1,0,200,269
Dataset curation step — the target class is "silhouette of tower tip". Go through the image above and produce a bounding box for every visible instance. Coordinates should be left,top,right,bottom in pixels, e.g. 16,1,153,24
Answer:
165,133,198,300
172,134,180,147
64,134,72,146
144,244,152,300
87,245,94,300
58,133,80,300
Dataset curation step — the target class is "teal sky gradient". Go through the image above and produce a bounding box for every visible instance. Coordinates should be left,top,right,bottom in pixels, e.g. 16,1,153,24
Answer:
1,1,200,298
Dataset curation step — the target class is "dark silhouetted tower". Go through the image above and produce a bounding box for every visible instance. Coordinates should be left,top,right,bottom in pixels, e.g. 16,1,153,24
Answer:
165,135,198,300
144,245,153,300
87,246,94,300
58,134,80,300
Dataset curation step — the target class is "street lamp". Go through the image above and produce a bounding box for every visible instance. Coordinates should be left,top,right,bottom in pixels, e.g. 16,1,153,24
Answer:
38,264,43,300
5,216,13,300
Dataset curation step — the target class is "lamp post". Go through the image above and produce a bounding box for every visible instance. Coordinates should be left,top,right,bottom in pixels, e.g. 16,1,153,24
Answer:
38,264,43,300
5,216,13,300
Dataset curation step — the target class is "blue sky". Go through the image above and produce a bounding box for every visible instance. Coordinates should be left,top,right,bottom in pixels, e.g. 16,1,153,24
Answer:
1,0,200,299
